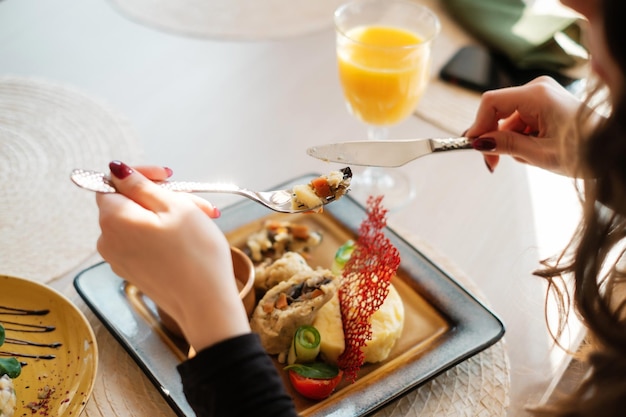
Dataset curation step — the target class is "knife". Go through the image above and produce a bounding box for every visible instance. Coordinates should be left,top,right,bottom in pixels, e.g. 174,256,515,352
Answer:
306,137,473,167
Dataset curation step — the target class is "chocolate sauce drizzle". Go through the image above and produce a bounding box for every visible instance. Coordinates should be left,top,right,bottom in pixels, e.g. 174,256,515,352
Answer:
4,338,62,348
0,320,55,333
0,305,49,316
0,304,60,361
0,351,56,360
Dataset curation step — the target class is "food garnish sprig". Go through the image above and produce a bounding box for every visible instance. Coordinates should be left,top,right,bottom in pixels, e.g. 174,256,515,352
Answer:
337,196,401,382
0,324,21,379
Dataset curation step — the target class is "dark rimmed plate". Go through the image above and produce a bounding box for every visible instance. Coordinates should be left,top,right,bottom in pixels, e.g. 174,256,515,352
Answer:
74,173,504,417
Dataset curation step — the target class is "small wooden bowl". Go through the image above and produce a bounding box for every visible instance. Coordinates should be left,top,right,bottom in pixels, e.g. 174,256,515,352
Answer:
158,246,256,339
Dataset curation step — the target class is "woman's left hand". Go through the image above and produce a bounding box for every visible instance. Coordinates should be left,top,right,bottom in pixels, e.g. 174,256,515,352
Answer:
466,76,584,175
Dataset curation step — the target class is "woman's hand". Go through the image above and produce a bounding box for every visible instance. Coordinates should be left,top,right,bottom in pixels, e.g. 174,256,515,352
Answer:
95,161,251,351
466,76,584,175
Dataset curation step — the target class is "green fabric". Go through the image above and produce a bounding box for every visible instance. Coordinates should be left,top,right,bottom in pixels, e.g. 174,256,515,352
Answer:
442,0,586,71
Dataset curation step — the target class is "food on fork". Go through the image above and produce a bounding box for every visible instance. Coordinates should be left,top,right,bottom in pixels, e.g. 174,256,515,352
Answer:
291,167,352,212
250,269,339,355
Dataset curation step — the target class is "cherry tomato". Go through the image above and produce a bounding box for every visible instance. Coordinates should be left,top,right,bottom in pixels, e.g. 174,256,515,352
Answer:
288,369,343,400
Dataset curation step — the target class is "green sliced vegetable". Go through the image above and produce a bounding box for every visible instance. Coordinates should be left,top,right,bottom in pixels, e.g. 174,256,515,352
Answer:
0,357,21,379
287,325,321,365
0,324,23,378
331,240,356,274
284,362,341,379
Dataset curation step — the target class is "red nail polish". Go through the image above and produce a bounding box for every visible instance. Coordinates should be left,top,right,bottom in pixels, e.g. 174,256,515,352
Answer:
164,167,174,178
472,137,497,151
109,160,134,179
213,207,221,218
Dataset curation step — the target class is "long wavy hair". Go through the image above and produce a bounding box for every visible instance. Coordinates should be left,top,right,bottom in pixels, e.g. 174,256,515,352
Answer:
532,0,626,414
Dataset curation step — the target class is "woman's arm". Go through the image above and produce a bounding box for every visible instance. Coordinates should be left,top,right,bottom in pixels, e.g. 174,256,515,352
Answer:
95,161,298,416
178,333,297,417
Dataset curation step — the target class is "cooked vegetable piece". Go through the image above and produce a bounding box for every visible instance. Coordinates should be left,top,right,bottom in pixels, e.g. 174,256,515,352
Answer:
0,359,20,379
246,220,322,263
284,362,343,400
290,224,311,240
331,240,356,274
292,184,322,209
288,325,321,365
0,325,21,379
310,177,332,199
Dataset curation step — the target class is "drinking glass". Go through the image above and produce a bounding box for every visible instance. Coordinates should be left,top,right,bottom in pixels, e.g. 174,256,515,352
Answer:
334,0,440,208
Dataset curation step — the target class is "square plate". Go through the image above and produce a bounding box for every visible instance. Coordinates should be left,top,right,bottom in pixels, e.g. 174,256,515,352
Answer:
74,173,504,417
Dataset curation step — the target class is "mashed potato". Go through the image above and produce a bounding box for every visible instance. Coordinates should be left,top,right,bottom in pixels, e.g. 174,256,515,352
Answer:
313,283,404,364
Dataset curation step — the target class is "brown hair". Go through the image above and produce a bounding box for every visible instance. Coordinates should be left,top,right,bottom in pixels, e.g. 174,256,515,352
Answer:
531,2,626,409
533,102,626,416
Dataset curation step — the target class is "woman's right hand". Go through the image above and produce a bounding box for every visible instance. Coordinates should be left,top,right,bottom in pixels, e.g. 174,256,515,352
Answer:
466,76,585,175
95,161,251,351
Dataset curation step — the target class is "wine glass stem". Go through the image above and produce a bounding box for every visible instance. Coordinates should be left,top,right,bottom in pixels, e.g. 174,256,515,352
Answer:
366,125,389,179
367,125,389,141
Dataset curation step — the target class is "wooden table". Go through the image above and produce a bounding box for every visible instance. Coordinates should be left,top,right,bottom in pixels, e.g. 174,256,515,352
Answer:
0,0,583,415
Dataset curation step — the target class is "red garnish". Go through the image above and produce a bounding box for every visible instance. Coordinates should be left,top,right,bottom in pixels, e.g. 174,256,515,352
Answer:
337,196,401,382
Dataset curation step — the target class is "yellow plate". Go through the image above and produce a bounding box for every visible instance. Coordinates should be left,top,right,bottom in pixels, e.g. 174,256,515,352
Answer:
0,275,98,416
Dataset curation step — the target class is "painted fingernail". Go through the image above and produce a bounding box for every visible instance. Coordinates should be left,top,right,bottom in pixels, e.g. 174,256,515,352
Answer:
164,167,174,177
109,160,134,179
472,137,497,151
213,207,221,218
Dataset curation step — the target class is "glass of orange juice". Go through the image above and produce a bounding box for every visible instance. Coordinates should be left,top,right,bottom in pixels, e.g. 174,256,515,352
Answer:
335,0,440,208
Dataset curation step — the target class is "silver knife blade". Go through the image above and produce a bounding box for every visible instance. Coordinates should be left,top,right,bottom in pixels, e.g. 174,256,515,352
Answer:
306,137,472,167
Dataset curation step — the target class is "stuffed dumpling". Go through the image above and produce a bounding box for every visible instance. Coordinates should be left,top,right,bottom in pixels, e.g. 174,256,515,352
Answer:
250,269,338,355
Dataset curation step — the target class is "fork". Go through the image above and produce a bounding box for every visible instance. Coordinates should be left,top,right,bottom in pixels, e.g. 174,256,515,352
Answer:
70,168,335,214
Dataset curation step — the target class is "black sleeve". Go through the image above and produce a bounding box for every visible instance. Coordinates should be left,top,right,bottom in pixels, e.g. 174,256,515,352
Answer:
177,332,298,417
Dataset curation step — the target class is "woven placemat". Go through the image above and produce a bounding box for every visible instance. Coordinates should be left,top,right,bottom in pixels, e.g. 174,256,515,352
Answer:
107,0,345,40
373,232,510,417
0,76,142,284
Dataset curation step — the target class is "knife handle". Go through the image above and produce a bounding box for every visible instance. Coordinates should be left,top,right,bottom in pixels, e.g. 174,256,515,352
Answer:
430,137,472,153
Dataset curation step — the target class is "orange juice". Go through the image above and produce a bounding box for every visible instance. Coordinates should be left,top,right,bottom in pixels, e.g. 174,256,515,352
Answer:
337,25,430,126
